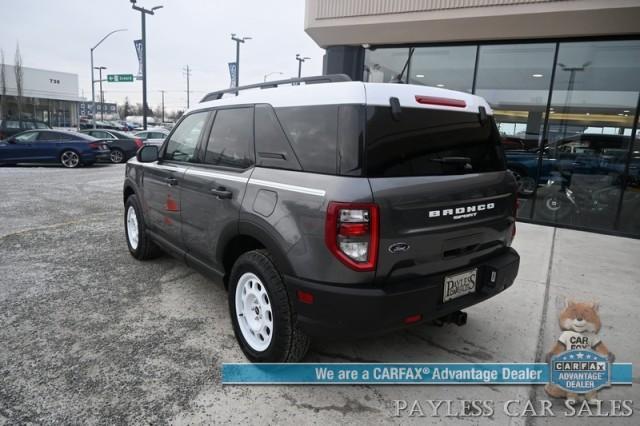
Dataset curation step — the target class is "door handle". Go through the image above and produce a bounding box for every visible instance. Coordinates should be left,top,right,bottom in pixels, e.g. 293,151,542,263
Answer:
165,176,178,186
210,186,232,199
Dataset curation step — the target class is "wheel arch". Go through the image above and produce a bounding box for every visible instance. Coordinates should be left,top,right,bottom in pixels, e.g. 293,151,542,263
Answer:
220,221,295,287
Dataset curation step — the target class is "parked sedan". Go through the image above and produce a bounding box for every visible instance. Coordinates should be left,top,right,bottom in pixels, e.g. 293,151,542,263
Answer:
0,130,110,168
80,129,143,163
0,119,51,139
133,129,169,147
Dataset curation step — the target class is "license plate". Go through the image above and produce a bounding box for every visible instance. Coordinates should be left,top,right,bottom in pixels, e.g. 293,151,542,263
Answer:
443,269,477,302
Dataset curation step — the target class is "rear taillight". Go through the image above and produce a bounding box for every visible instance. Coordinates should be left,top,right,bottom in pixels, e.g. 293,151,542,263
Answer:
89,142,100,150
415,95,466,108
134,138,143,149
325,202,379,271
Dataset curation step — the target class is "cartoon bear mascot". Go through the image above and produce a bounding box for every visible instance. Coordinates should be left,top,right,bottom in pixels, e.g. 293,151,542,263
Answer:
544,300,614,404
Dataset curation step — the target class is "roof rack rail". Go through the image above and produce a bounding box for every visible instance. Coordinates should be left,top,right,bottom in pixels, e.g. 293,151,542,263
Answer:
199,74,352,103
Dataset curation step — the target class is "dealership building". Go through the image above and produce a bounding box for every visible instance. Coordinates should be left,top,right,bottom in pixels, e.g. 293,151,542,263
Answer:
0,65,82,127
305,0,640,238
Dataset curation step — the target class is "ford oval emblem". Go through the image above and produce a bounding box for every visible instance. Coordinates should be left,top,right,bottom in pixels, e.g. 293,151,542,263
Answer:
388,242,410,253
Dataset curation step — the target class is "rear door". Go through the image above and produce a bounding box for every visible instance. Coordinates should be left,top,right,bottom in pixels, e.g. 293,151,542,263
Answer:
36,131,64,161
181,107,254,268
142,111,210,247
364,105,517,283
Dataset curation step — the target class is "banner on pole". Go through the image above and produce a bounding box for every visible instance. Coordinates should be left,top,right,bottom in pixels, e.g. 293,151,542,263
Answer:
134,40,144,80
228,62,237,88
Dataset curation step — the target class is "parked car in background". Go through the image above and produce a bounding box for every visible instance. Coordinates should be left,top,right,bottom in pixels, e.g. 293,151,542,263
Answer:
0,129,110,168
0,119,51,139
80,129,143,163
133,128,169,147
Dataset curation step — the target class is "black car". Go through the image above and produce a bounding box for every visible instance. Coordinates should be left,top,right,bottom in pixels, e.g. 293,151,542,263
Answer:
0,119,51,140
80,129,143,163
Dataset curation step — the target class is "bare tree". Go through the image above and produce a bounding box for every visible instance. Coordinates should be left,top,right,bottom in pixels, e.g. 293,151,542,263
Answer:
14,44,24,125
0,49,6,120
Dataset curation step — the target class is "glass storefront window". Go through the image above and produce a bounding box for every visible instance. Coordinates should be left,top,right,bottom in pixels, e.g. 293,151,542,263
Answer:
618,115,640,235
475,43,556,217
532,40,640,233
408,45,476,92
364,48,410,83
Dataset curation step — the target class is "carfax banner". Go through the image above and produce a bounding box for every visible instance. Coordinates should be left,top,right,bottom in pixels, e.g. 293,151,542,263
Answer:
222,360,632,386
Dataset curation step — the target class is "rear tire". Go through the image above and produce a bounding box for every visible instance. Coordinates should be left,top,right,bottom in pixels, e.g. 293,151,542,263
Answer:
60,150,80,168
110,148,125,164
124,194,162,260
228,250,310,362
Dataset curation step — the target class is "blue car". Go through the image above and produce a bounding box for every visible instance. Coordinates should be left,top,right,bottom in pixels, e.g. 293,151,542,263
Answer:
0,129,111,168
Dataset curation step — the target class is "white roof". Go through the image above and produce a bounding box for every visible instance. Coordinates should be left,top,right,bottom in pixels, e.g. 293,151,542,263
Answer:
194,82,493,115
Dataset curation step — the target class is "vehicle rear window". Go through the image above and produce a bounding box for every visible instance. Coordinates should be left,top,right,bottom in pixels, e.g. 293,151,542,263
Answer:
365,106,505,177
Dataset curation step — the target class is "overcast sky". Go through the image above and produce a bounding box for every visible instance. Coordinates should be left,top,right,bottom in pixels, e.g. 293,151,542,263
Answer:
0,0,325,112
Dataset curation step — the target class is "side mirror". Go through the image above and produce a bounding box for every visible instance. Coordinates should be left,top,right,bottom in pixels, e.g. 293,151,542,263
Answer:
137,145,158,162
7,137,16,144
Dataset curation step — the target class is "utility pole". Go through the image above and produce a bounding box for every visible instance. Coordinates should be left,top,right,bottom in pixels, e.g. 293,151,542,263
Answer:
296,54,311,79
90,29,126,128
94,66,106,121
130,0,163,130
231,33,251,94
183,65,191,108
159,89,165,123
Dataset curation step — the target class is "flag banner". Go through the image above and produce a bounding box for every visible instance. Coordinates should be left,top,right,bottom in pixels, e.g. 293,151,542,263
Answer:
134,40,144,80
228,62,237,88
222,362,633,385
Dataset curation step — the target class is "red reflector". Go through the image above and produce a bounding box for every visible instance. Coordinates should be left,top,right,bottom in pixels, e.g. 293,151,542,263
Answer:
415,95,466,108
338,223,369,237
404,314,422,324
297,290,314,304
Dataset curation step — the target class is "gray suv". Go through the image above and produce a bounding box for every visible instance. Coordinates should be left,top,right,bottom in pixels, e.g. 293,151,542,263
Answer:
123,75,520,362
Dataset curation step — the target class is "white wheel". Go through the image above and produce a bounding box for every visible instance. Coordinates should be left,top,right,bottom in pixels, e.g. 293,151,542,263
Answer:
60,150,80,168
126,205,139,250
235,272,274,352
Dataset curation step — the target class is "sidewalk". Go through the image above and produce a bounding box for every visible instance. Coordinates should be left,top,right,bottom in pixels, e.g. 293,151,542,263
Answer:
174,223,640,424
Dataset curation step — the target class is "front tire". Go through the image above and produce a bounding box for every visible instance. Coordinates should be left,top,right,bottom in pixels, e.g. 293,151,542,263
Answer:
124,194,162,260
228,250,310,362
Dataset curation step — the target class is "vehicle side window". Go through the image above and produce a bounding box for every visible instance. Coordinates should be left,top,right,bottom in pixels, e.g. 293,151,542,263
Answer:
15,132,39,142
204,108,254,169
137,132,149,140
37,131,61,141
152,132,166,139
274,105,338,174
163,112,209,162
35,122,49,129
6,120,20,129
254,104,301,171
57,133,78,141
22,122,36,130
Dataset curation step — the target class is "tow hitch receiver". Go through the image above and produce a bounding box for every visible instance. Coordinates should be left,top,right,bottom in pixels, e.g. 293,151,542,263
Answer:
433,311,467,327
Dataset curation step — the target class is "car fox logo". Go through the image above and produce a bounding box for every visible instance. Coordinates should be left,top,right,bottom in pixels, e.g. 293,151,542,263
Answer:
428,203,495,220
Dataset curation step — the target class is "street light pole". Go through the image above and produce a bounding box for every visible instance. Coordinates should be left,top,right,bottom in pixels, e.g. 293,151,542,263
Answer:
94,66,107,121
295,54,311,79
90,28,126,129
131,1,163,130
231,34,251,94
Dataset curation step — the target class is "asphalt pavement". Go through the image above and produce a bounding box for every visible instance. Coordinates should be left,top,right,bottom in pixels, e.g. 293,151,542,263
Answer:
0,164,638,424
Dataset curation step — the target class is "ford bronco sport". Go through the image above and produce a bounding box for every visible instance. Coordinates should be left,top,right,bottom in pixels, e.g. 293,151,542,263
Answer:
123,75,520,362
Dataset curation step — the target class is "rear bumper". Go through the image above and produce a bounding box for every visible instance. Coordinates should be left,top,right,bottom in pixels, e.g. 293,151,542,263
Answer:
285,248,519,338
94,150,112,162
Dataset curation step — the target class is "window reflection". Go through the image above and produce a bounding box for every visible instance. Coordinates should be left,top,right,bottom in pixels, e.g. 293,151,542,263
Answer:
364,48,410,83
475,43,555,219
408,46,476,92
532,40,640,232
